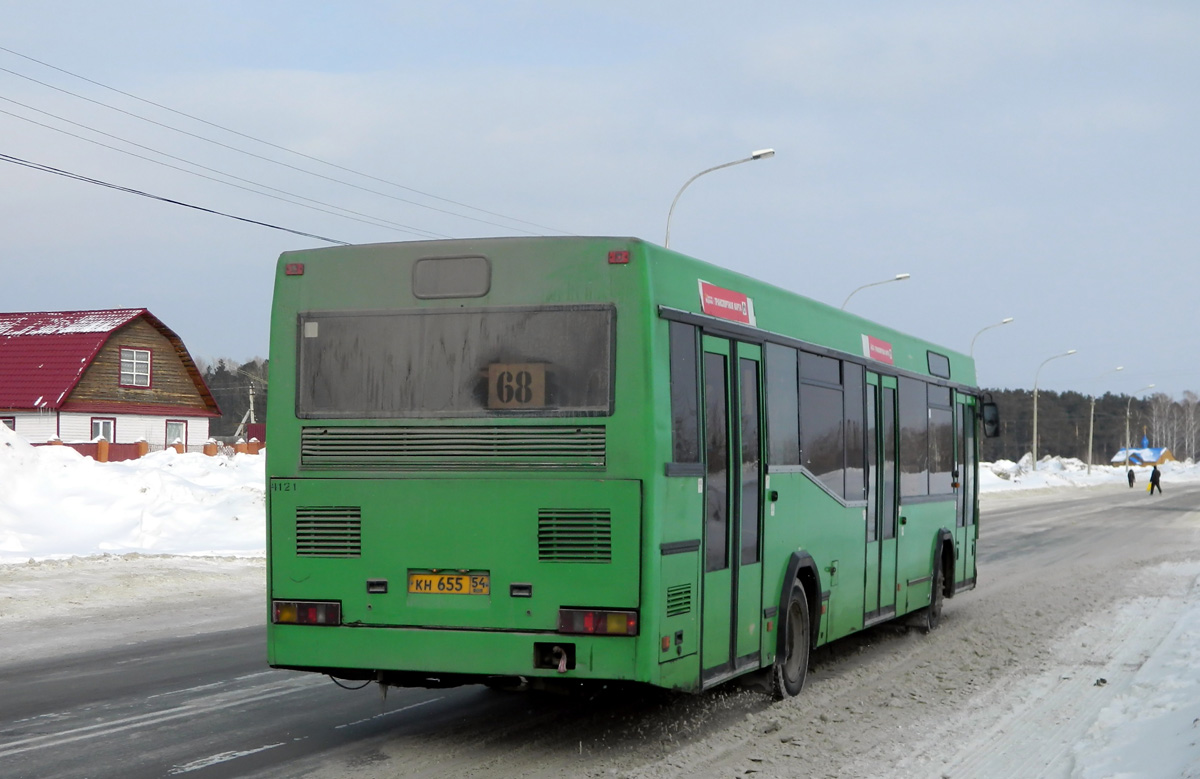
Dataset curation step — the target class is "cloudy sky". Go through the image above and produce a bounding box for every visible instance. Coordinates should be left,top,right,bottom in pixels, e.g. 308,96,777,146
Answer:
2,2,1197,398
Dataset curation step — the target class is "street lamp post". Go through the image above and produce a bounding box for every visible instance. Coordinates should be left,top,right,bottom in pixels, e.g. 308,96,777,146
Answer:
1032,349,1077,470
664,149,775,249
1124,384,1156,469
1086,366,1123,475
840,273,911,310
969,317,1014,358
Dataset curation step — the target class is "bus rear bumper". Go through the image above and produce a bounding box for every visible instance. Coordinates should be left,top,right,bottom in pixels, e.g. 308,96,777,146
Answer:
268,623,641,685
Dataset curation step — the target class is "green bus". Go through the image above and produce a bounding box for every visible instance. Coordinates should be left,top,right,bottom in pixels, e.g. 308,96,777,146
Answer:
265,237,997,698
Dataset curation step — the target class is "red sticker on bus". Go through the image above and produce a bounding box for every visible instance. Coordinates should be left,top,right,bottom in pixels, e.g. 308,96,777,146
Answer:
698,280,756,326
862,334,894,364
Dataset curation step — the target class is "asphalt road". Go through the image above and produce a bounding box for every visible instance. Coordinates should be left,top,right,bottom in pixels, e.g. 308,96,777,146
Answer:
0,625,517,778
978,479,1199,570
3,482,1197,778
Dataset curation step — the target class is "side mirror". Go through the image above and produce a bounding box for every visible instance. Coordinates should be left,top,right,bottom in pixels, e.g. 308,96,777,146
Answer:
981,400,1000,438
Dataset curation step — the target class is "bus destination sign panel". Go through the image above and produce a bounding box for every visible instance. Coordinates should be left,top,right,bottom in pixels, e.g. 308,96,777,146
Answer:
862,334,894,364
698,280,756,326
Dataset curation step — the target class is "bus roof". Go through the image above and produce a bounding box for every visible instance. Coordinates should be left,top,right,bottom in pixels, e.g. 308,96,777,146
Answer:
276,236,977,388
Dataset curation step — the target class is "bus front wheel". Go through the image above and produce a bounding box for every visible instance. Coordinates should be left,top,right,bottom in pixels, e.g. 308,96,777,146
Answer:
771,580,811,700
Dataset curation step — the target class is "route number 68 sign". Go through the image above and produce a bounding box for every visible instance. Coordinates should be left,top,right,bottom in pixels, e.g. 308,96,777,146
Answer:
487,363,546,409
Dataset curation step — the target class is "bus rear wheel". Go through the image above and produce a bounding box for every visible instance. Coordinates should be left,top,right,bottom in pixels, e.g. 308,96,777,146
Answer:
920,554,944,633
771,580,811,700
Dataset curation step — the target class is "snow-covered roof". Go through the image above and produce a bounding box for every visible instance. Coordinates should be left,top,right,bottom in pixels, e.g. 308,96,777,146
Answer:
0,309,148,337
1111,447,1172,464
0,309,219,415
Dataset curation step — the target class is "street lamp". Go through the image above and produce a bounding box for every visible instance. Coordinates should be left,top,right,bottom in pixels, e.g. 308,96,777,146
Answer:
664,149,775,249
1086,366,1123,475
1031,349,1076,470
969,317,1014,358
840,273,911,310
1124,384,1156,469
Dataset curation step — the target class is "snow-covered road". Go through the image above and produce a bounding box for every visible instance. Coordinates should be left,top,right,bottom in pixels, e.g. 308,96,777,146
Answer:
3,423,1199,777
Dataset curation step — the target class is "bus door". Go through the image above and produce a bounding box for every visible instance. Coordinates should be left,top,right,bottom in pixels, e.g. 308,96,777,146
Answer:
955,397,978,589
700,336,764,683
864,374,899,624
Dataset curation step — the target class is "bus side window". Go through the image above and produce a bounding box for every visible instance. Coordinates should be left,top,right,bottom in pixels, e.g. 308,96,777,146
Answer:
899,377,929,498
765,343,800,466
843,362,865,500
800,352,845,497
928,384,954,495
668,322,701,464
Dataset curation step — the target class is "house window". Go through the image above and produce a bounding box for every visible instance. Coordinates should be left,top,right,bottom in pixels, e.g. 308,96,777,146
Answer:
120,348,152,387
166,420,188,448
1,417,14,431
91,418,115,441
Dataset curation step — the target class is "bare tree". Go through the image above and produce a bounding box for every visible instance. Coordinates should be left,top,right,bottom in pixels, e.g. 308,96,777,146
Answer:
1148,393,1174,451
1183,391,1199,462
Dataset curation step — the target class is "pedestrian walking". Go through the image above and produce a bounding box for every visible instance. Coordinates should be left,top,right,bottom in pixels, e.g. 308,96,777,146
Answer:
1149,465,1162,494
1127,468,1135,488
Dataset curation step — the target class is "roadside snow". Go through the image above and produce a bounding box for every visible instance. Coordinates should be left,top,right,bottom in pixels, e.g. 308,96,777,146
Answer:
2,421,1199,776
1072,562,1200,779
0,424,266,664
980,452,1200,493
0,423,264,562
0,554,265,665
918,559,1200,779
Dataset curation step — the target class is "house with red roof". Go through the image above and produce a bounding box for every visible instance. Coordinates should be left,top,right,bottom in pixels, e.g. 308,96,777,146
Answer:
0,309,220,448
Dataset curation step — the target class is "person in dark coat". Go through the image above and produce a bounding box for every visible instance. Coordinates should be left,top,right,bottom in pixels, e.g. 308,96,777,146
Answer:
1149,465,1162,494
1127,468,1136,488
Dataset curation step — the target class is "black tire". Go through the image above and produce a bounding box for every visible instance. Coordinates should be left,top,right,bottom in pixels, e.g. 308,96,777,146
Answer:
771,580,811,700
922,553,945,633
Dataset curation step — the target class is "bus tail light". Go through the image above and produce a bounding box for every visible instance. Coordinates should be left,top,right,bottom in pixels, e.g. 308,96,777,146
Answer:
557,608,638,636
273,600,341,626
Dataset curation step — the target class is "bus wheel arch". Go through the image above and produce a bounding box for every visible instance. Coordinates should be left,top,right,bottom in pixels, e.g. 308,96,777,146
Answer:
920,530,953,633
937,529,955,601
772,552,820,699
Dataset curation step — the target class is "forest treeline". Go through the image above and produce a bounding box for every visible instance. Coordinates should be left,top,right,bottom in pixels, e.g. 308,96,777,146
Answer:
193,356,1198,465
981,388,1199,464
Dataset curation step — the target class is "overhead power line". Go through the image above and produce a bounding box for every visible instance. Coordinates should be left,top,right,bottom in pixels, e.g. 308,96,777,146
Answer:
0,152,350,245
0,47,573,236
0,63,518,234
0,99,448,239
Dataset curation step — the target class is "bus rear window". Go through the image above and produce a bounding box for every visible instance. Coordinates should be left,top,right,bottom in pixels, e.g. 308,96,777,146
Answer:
296,306,614,418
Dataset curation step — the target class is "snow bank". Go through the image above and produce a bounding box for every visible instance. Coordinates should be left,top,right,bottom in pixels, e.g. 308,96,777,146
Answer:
979,454,1200,493
0,423,264,563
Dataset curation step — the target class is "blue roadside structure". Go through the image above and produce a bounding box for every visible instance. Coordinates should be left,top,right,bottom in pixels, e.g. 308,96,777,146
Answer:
1111,447,1176,466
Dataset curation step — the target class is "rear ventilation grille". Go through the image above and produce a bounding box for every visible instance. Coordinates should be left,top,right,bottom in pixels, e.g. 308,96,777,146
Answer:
301,426,605,471
296,506,362,557
538,509,612,563
666,584,693,617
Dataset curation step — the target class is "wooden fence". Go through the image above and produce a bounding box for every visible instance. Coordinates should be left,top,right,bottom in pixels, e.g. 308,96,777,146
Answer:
33,438,262,463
